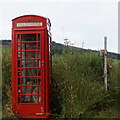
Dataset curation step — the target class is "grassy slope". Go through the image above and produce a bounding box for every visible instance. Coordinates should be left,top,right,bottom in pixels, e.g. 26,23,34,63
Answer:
2,45,120,119
51,53,120,118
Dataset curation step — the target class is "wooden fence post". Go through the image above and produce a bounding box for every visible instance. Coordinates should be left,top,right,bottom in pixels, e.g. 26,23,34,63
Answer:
104,37,108,91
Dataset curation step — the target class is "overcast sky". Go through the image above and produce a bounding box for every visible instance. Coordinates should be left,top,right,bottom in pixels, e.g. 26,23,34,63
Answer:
0,0,119,53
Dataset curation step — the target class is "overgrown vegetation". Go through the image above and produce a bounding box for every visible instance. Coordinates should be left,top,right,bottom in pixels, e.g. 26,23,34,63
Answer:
1,44,120,119
2,45,13,119
51,52,120,118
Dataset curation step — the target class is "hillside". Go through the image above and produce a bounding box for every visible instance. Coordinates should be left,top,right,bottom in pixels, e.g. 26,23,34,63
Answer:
0,40,120,60
0,40,11,45
52,41,120,60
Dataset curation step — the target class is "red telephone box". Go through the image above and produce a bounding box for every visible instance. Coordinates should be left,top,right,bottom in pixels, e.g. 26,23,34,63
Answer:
12,15,52,118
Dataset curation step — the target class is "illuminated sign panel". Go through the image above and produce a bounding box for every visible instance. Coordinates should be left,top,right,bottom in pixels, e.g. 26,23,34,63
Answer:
16,22,42,27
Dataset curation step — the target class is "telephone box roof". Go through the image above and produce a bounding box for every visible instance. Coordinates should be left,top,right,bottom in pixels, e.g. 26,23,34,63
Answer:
12,15,48,21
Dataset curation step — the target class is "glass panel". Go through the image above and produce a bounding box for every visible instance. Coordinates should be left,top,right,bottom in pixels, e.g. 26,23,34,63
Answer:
18,60,20,67
18,78,20,85
18,69,21,76
17,33,42,104
18,34,20,42
18,96,20,103
21,78,41,85
38,42,40,49
21,34,36,41
21,69,41,76
32,95,41,103
22,51,40,59
18,86,21,94
22,42,40,50
38,34,40,41
18,52,20,59
18,43,20,50
18,60,38,67
22,86,41,94
22,42,36,50
21,95,41,103
38,51,40,58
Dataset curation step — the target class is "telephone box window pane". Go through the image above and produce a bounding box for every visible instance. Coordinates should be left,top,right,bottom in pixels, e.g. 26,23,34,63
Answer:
33,95,41,103
18,69,20,76
18,60,41,68
19,60,38,67
18,34,20,42
38,51,40,58
22,86,41,94
22,43,37,50
21,95,41,103
21,34,36,41
18,52,20,59
18,43,20,50
38,34,40,41
18,78,20,85
22,51,40,59
18,60,20,67
38,42,40,50
21,69,41,76
18,96,20,103
21,78,41,85
18,87,20,94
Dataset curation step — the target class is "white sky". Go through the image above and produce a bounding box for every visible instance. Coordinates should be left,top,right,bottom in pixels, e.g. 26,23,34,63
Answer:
0,0,119,53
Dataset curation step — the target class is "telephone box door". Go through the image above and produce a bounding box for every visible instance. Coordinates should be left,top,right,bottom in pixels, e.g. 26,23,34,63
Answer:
15,30,45,117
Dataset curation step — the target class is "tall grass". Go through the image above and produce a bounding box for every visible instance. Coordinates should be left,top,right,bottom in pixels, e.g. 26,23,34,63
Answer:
51,52,120,118
2,45,12,118
107,60,120,118
2,45,120,118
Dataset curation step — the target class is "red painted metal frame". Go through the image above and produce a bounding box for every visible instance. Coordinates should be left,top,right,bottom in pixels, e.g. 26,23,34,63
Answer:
12,15,52,118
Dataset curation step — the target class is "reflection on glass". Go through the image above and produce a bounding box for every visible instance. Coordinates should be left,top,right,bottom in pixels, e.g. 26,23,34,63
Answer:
18,60,37,67
22,86,41,94
22,42,40,50
21,95,41,103
21,34,36,41
22,51,40,59
18,69,20,76
17,33,42,104
21,78,41,85
18,34,20,42
21,86,41,103
18,43,20,50
21,69,40,76
18,87,20,94
18,52,20,59
22,43,36,50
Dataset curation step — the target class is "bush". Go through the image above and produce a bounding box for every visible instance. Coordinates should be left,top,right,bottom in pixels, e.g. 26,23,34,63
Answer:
2,45,12,118
52,53,107,118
